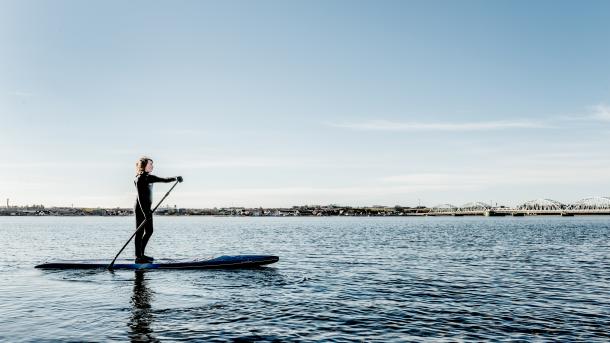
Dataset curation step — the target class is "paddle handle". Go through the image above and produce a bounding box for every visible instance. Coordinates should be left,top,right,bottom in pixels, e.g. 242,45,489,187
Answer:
108,180,180,270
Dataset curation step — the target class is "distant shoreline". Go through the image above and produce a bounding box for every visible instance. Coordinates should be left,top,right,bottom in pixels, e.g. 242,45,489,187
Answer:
2,206,610,217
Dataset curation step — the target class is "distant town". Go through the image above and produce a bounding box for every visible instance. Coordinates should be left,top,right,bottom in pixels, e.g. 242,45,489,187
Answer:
1,196,610,217
0,204,428,217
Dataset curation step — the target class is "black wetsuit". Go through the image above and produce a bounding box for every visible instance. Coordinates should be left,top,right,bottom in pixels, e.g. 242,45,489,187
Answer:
134,172,177,258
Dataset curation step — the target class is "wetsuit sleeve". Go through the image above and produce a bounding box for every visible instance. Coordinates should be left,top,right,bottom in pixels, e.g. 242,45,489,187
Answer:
148,175,177,183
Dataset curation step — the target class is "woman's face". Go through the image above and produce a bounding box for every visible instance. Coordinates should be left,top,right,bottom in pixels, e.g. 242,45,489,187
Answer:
145,160,154,173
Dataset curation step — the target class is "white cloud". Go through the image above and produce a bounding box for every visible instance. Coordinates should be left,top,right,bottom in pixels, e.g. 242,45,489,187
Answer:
590,104,610,121
181,184,465,198
171,183,475,208
327,119,549,131
381,173,481,185
382,167,610,188
9,91,34,97
166,157,374,169
168,159,276,169
161,165,610,207
2,162,122,169
557,103,610,123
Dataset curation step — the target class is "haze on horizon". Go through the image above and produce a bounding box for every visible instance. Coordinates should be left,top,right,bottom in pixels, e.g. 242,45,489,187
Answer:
2,1,610,209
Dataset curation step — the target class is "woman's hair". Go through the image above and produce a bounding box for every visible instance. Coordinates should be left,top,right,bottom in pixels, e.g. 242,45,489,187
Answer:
135,156,153,174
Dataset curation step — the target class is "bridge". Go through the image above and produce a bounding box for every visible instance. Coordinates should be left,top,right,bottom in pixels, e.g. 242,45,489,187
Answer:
426,197,610,216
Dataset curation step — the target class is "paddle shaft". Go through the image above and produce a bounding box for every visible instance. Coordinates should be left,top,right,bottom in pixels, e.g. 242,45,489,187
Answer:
108,180,180,270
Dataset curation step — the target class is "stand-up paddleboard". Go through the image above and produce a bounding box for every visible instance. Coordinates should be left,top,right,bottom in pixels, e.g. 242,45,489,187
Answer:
35,255,279,270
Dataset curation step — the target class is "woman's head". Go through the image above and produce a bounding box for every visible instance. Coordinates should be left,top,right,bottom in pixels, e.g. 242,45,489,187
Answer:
135,157,154,174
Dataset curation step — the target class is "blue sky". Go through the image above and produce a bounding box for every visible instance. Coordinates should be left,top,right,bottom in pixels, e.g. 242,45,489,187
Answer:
1,0,610,208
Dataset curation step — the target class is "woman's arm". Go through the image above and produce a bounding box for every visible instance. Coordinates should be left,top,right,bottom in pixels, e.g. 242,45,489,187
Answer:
148,175,177,183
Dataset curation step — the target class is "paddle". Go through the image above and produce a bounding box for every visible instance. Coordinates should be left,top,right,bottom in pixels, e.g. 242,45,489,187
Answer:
108,179,180,270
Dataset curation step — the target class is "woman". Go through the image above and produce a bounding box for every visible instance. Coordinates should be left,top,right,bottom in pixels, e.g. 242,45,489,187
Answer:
134,157,183,263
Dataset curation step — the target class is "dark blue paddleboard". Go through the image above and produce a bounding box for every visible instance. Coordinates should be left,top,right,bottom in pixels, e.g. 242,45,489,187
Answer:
35,255,279,270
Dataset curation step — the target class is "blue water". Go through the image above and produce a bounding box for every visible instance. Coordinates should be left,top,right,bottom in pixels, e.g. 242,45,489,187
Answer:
1,216,610,342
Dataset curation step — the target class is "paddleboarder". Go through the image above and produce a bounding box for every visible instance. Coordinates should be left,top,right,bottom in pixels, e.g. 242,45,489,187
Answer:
134,157,183,263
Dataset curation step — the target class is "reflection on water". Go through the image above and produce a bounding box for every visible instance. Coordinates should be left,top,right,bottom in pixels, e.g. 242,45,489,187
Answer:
129,271,159,343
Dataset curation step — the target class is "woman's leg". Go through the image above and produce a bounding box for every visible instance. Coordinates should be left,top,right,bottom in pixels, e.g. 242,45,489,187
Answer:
134,207,146,258
141,217,154,256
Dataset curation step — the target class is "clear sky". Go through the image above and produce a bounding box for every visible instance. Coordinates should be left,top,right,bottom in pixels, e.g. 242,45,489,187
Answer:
1,0,610,208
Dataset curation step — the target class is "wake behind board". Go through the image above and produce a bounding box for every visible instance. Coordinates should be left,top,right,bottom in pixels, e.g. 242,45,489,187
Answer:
35,255,279,270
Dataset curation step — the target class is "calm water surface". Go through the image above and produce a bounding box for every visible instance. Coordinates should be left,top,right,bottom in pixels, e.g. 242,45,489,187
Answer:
1,216,610,342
